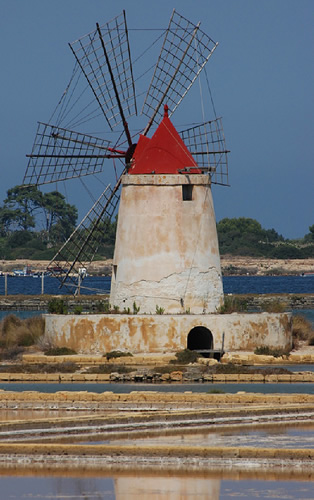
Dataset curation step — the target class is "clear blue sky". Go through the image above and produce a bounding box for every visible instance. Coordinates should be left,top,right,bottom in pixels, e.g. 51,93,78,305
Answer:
1,0,313,239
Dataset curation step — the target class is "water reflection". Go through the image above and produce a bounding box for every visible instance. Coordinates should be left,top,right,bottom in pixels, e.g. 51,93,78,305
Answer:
0,471,313,499
115,475,220,499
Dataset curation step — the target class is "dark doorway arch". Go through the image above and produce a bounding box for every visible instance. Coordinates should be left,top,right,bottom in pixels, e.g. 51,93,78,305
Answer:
187,326,213,355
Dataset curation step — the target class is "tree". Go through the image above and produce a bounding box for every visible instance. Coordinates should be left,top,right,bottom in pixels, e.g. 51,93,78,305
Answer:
39,191,78,241
217,217,285,257
4,185,42,231
2,185,77,244
217,217,264,254
304,224,314,242
0,206,20,236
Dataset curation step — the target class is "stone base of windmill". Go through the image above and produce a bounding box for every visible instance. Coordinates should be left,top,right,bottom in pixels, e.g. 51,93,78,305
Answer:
43,312,292,356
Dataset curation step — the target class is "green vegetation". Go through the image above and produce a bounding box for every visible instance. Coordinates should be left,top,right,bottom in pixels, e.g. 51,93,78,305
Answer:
93,300,110,313
156,305,165,315
133,302,140,314
254,346,290,357
217,217,314,258
86,364,133,374
218,295,248,313
172,349,199,364
260,299,287,313
48,298,68,315
104,350,133,360
0,185,78,259
44,346,77,356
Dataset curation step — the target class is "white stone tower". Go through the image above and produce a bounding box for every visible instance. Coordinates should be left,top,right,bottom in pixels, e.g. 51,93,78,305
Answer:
110,106,224,314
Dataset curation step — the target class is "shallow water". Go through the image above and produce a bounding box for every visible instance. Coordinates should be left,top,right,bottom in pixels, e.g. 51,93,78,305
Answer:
1,381,314,394
101,424,314,450
0,473,313,499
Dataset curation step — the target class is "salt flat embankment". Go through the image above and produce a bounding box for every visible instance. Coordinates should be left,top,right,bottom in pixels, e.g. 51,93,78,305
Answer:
1,257,314,276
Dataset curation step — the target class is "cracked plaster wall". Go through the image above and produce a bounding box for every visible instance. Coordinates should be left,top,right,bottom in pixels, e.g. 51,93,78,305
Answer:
110,174,223,313
44,313,292,354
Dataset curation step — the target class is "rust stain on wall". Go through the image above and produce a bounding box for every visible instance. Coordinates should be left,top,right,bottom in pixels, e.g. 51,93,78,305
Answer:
45,312,292,355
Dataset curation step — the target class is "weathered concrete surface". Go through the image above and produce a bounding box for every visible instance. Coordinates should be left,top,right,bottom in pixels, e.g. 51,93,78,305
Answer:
110,174,223,314
44,312,292,354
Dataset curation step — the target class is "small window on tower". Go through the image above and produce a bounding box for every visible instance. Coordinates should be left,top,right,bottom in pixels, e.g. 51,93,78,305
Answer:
113,265,117,279
182,184,193,201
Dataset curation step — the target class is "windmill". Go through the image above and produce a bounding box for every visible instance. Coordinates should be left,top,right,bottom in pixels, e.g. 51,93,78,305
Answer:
23,10,229,302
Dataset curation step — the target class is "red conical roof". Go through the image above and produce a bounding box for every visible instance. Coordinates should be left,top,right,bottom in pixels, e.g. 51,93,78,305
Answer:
129,106,200,174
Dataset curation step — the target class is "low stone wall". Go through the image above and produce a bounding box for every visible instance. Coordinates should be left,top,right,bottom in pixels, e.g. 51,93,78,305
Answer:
0,295,105,311
1,371,314,383
241,293,314,310
21,352,314,366
0,390,313,406
44,312,292,354
0,293,313,311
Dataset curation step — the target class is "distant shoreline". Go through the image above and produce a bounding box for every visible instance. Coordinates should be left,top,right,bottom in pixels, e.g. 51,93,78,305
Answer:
0,257,314,277
220,256,314,276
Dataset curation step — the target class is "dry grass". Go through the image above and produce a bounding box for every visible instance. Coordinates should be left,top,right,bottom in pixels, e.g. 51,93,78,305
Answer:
292,315,314,345
218,295,248,313
260,299,287,313
0,314,45,349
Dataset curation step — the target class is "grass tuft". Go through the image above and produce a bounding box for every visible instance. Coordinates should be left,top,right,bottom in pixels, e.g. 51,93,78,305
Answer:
0,314,44,349
292,315,314,343
104,350,133,361
44,346,76,356
171,349,199,364
218,296,248,313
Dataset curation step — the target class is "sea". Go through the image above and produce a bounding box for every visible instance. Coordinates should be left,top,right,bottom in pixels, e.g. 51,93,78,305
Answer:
1,274,314,296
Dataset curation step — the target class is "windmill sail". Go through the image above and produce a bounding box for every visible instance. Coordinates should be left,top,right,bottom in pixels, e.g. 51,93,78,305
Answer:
142,10,218,135
69,10,137,131
179,118,229,186
47,174,124,293
24,122,113,186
